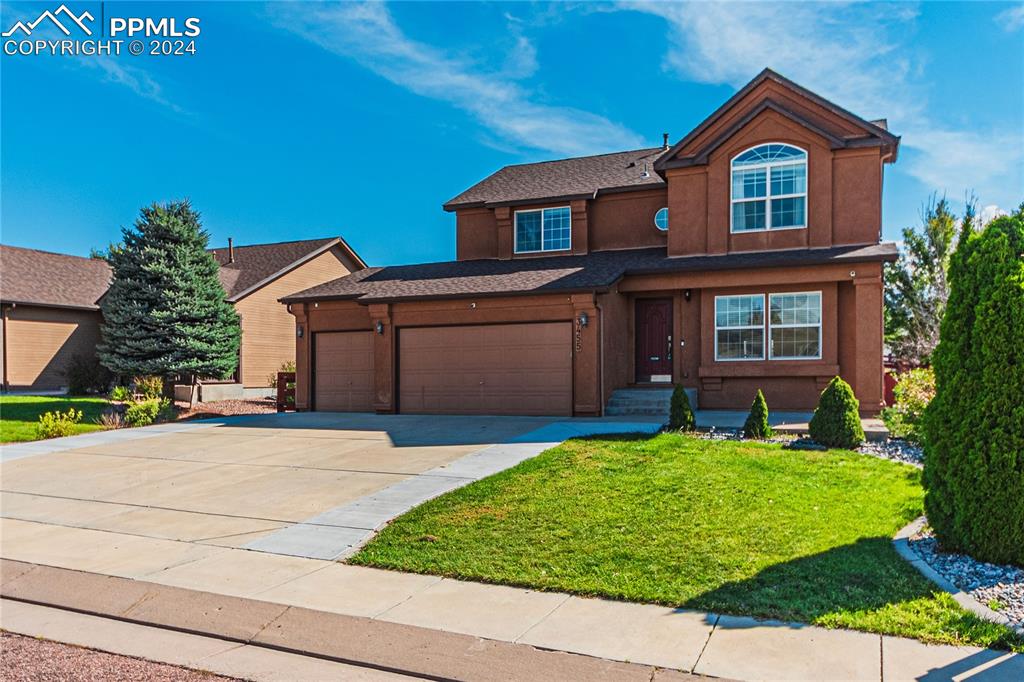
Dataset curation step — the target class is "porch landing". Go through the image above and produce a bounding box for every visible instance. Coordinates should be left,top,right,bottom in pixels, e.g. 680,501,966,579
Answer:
695,410,889,442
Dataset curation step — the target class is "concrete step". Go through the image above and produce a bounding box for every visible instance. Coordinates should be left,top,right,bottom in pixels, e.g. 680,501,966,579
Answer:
603,387,696,417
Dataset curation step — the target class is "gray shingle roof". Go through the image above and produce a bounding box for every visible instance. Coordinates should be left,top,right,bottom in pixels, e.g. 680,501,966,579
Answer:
0,245,111,310
282,243,898,305
209,238,341,301
443,148,667,210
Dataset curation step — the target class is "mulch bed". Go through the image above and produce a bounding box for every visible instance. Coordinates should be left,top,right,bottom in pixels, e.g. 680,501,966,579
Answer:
175,398,276,421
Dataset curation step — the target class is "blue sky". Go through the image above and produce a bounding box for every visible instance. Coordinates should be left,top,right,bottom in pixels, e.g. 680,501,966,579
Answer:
2,1,1022,266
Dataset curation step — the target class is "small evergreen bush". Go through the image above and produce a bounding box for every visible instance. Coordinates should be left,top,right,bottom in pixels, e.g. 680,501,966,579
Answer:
125,398,171,427
880,368,935,443
36,408,83,439
808,377,864,449
923,211,1024,565
669,385,696,431
63,354,112,395
743,390,773,439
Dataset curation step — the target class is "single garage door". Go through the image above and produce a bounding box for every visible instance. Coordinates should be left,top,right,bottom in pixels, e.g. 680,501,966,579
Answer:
314,331,374,412
398,322,572,416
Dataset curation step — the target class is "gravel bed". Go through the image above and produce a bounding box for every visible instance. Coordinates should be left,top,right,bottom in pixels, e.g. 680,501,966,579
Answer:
0,632,235,681
908,531,1024,630
177,398,276,420
857,438,923,466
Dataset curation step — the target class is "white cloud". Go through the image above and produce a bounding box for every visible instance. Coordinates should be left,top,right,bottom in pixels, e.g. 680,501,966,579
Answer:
980,204,1009,225
622,1,1023,208
270,2,643,157
996,5,1024,32
79,57,184,113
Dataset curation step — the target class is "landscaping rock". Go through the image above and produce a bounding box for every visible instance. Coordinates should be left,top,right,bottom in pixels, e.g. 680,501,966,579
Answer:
908,529,1024,630
857,438,924,467
782,438,827,451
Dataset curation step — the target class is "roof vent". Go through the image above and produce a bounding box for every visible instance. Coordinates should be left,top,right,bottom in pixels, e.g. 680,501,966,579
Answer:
640,162,650,178
228,237,234,264
662,132,670,149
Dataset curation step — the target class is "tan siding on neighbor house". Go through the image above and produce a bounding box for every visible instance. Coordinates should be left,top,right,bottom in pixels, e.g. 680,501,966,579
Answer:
4,305,102,391
234,247,353,388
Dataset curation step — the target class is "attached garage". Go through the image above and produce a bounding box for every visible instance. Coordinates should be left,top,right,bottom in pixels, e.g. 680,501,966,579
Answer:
313,331,374,412
398,322,572,416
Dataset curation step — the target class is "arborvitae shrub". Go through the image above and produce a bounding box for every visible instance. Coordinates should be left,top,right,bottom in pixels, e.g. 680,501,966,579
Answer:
923,212,1024,565
743,390,773,439
808,377,864,449
669,385,696,431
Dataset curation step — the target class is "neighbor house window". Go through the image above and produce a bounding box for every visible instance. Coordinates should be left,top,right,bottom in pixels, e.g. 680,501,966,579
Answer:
715,294,765,360
769,292,821,359
731,143,807,232
515,206,571,253
654,207,669,231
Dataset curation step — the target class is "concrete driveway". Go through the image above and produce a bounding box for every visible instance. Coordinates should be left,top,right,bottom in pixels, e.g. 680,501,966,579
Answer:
0,412,661,563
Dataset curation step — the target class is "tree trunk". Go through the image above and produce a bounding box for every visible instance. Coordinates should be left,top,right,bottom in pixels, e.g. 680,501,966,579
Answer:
189,374,199,410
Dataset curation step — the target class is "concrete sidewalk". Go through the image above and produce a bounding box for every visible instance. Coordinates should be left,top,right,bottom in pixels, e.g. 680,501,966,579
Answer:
2,534,1021,680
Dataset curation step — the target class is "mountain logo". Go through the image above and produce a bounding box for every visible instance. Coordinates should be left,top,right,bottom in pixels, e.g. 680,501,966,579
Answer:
3,4,94,37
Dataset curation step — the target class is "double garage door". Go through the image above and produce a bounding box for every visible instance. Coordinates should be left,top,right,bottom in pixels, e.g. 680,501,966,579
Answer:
313,322,572,416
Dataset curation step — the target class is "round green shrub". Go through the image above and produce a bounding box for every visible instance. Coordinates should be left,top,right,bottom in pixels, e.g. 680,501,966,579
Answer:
808,377,864,449
669,385,696,431
743,389,773,439
923,213,1024,566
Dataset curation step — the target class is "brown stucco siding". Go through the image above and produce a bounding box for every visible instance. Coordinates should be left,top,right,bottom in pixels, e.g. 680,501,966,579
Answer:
235,246,352,388
3,305,102,391
588,189,669,252
456,208,499,260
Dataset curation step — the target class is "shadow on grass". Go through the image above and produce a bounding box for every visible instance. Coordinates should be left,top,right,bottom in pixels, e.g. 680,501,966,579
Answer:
679,536,1024,657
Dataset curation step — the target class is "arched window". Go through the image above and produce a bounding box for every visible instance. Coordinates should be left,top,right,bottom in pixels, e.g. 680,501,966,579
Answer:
731,143,807,232
654,207,668,231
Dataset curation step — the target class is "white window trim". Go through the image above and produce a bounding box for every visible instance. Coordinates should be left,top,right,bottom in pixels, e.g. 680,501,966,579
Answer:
714,293,766,362
768,291,823,360
730,143,808,234
514,206,572,254
654,207,669,231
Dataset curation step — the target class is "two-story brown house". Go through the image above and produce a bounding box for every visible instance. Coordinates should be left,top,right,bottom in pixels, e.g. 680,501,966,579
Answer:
282,69,899,416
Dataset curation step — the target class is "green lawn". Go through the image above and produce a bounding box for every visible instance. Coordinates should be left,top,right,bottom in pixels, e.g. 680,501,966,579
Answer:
0,395,109,443
352,433,1023,651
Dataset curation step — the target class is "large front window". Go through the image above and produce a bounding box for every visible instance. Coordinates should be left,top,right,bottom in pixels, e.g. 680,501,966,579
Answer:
715,291,822,361
515,206,571,253
731,144,807,232
715,294,765,360
769,292,821,359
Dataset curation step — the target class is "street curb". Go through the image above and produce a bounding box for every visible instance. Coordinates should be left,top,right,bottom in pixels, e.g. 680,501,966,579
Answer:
892,516,1024,636
0,559,696,682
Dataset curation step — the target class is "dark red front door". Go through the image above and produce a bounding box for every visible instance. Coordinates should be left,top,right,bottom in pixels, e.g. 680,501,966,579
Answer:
635,299,673,383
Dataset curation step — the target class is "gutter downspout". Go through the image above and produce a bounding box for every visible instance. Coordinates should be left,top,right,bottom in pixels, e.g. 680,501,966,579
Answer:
595,300,605,416
1,303,10,392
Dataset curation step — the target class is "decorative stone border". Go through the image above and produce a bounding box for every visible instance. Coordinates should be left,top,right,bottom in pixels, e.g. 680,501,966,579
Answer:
892,516,1024,636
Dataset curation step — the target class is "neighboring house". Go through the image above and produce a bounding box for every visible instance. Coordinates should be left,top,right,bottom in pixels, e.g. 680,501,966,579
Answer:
0,238,365,393
283,69,899,417
0,246,110,392
208,237,365,393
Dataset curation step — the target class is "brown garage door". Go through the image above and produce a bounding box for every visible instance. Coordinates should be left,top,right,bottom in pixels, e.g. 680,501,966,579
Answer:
398,322,572,416
314,331,374,412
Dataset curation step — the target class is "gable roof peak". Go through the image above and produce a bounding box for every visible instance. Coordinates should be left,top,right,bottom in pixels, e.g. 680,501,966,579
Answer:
654,67,900,172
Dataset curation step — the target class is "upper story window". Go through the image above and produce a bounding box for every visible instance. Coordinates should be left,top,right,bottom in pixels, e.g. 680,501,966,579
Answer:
731,144,807,233
654,207,669,231
515,206,571,253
